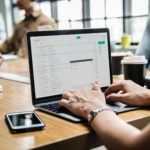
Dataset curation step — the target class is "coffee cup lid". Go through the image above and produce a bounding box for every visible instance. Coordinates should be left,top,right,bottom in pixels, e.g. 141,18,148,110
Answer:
121,55,148,64
111,52,126,57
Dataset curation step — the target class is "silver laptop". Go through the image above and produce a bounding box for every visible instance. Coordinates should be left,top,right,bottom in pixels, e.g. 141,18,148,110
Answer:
27,28,138,122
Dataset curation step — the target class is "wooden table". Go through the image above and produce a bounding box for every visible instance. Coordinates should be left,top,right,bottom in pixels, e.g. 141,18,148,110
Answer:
0,59,149,150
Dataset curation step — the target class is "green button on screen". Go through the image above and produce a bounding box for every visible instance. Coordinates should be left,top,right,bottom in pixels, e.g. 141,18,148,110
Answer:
76,36,81,40
98,41,105,45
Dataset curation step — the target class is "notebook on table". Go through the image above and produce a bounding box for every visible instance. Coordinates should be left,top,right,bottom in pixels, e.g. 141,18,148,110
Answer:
27,28,138,122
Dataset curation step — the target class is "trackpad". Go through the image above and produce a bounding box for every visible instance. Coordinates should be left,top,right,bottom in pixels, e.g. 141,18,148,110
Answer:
107,102,139,113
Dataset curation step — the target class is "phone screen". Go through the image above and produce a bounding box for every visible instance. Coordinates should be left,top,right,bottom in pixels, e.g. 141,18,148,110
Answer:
6,112,45,132
9,113,41,127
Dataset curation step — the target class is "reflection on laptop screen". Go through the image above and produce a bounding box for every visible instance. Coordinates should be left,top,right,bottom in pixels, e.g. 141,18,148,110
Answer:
30,32,111,98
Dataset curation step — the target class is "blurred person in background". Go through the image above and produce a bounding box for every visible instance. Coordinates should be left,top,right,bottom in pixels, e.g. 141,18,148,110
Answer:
136,15,150,69
0,0,57,58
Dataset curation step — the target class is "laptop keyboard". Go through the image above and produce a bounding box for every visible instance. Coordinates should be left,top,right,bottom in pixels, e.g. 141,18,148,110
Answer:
40,102,74,114
39,101,138,120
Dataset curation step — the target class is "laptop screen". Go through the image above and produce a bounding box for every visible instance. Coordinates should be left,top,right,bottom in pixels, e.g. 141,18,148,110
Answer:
28,29,112,100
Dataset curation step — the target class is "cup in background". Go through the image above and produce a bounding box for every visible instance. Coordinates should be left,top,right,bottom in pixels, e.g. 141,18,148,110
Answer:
121,56,148,86
111,52,126,75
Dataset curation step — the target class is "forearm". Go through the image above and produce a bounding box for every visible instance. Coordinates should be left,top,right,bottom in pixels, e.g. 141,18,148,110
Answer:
60,82,149,150
91,110,141,150
142,90,150,106
0,38,14,54
0,42,8,53
133,125,150,150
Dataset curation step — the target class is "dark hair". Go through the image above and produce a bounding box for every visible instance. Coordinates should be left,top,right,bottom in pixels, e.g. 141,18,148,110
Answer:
31,0,40,2
31,0,41,3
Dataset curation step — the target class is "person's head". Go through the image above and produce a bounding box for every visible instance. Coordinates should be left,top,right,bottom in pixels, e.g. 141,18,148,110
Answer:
17,0,35,10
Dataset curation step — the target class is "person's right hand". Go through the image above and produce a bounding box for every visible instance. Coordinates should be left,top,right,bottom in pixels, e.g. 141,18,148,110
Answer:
60,81,107,120
105,80,150,106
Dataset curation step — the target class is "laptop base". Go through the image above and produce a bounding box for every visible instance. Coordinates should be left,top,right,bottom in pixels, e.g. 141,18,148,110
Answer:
35,102,139,122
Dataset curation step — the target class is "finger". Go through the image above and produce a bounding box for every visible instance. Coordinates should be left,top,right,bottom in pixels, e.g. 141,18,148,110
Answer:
60,98,83,117
73,93,85,103
92,81,100,91
62,91,73,99
80,87,91,95
60,98,78,114
66,90,84,103
59,99,70,108
106,93,129,104
125,51,133,57
95,80,99,84
68,89,78,94
105,82,125,96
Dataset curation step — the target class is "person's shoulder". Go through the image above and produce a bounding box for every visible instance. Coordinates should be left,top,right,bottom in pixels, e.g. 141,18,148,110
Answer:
37,12,56,28
32,8,52,20
33,10,51,22
38,11,51,20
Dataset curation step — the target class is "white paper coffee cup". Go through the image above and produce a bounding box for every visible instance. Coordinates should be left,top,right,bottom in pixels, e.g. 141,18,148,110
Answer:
121,56,148,86
121,56,148,64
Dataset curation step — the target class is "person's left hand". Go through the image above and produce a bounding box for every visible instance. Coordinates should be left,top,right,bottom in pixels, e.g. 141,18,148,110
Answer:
60,81,107,119
0,53,4,65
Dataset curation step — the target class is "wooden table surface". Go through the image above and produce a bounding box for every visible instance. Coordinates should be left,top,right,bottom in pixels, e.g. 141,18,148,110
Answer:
0,59,149,150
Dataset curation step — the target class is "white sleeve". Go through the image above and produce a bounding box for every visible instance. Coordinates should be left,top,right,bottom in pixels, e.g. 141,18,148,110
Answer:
0,13,6,43
136,16,150,63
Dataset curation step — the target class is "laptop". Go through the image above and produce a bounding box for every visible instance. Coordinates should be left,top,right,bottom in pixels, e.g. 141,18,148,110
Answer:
27,28,138,122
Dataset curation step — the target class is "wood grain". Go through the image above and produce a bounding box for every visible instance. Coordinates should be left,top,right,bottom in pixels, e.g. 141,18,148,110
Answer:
0,59,149,150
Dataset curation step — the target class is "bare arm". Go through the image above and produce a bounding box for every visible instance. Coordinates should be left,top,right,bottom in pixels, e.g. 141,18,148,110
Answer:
91,110,150,150
0,26,18,54
0,37,15,54
60,81,150,150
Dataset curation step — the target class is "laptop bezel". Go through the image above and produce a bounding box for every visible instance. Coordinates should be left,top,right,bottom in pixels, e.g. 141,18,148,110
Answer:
27,28,113,105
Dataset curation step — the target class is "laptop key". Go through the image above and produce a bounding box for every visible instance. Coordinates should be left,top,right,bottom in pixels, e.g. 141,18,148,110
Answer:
41,103,63,113
40,103,77,115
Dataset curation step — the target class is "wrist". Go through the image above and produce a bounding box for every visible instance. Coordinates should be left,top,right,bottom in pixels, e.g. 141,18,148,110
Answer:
90,110,117,128
82,103,108,120
87,107,113,124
